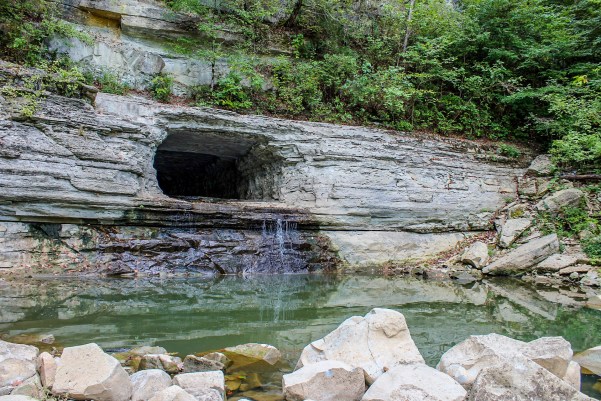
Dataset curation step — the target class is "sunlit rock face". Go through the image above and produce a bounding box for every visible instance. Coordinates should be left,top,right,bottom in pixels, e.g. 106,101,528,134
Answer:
0,67,528,271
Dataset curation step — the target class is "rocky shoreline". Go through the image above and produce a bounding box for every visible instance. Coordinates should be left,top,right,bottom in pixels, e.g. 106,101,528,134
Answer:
1,308,600,401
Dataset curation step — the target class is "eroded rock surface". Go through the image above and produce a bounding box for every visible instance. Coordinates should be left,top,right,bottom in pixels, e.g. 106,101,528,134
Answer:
0,340,38,389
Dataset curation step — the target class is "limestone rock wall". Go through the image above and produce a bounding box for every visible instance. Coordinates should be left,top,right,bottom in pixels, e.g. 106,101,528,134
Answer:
0,75,528,271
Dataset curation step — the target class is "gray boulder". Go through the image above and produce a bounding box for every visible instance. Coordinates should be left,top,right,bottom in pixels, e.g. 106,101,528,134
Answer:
183,355,225,373
283,360,365,401
131,370,172,401
52,343,132,401
536,253,580,272
483,234,559,275
527,154,553,176
362,364,466,401
10,375,42,399
0,340,38,388
0,397,40,401
139,354,182,374
460,241,489,269
536,189,586,214
296,308,424,384
498,218,532,248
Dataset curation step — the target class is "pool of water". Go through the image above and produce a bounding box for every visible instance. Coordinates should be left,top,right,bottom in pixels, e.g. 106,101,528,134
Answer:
1,274,600,398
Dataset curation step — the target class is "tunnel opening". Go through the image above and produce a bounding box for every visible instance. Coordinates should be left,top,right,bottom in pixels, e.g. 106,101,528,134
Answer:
153,130,280,201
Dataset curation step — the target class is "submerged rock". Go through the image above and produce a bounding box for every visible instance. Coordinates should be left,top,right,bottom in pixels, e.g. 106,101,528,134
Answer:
131,370,172,401
0,340,38,389
362,364,466,401
282,360,365,401
483,234,559,275
52,343,132,401
222,344,281,371
296,308,424,384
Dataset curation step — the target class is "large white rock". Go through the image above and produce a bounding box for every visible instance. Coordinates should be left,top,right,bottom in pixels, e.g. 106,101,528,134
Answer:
296,308,424,384
467,358,593,401
148,386,196,401
0,340,38,388
460,241,489,269
498,218,532,248
438,334,574,388
282,360,365,401
131,370,172,401
574,345,601,376
362,364,466,401
10,375,42,399
483,234,560,275
173,372,225,401
52,343,132,401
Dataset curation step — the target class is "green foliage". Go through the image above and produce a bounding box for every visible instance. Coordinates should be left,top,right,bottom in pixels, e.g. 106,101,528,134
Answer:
91,69,130,95
583,236,601,259
538,203,598,241
149,74,174,102
0,0,91,65
498,144,521,159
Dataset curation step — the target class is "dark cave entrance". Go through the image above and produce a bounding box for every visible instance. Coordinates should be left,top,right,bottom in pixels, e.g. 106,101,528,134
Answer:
153,130,278,200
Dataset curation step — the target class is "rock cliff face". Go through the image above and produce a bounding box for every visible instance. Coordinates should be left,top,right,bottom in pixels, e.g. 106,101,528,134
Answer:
0,75,527,272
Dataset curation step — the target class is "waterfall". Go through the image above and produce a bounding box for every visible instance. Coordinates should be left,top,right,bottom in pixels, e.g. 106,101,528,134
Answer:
257,217,304,273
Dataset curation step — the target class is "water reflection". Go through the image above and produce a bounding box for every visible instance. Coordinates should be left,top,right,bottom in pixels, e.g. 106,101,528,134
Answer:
0,274,599,367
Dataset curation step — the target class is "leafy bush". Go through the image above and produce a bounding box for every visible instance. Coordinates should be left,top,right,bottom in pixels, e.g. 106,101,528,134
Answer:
498,144,521,159
583,236,601,259
213,72,253,110
149,74,173,102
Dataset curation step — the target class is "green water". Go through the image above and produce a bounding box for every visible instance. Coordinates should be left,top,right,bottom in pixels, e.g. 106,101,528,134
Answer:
1,274,600,398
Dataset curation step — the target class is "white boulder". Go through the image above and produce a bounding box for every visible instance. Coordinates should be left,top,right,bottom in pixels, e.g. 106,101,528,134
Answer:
536,189,586,214
0,340,38,388
131,369,172,401
362,364,466,401
563,361,582,390
148,386,197,401
173,371,225,401
467,358,593,401
283,360,365,401
296,308,424,384
438,334,574,388
52,343,132,401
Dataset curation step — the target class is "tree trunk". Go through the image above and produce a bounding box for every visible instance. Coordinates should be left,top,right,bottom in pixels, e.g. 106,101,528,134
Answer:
283,0,303,28
402,0,416,53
